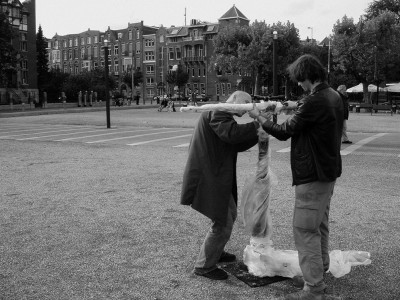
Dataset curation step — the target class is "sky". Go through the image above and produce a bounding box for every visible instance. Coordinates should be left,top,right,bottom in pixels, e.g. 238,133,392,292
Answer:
36,0,371,41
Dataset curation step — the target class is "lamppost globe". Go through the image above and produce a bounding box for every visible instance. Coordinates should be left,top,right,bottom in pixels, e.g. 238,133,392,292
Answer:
273,30,278,40
172,64,178,71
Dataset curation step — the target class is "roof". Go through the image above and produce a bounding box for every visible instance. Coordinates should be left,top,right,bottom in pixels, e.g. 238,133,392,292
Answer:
218,5,249,21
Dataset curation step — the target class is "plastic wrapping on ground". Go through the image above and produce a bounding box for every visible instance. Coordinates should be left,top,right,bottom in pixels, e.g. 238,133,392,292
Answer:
243,239,372,278
241,124,371,279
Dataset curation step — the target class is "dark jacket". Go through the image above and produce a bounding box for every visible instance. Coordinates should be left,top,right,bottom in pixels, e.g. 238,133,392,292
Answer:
259,82,343,186
339,92,350,120
180,110,259,225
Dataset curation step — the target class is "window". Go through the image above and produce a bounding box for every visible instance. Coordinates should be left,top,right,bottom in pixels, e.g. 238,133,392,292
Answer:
87,36,91,44
74,38,78,46
118,33,123,39
81,47,85,58
121,43,126,53
145,39,154,47
114,45,119,56
87,46,91,57
146,77,154,86
147,88,155,97
129,43,133,54
81,37,85,45
136,41,141,54
169,47,174,60
145,51,155,61
93,46,98,58
69,39,72,47
200,83,205,95
227,83,232,95
221,83,226,96
129,30,133,40
63,50,67,60
136,29,140,39
63,40,67,47
176,48,181,60
94,36,98,43
198,45,204,57
146,65,155,74
159,35,164,43
68,50,72,60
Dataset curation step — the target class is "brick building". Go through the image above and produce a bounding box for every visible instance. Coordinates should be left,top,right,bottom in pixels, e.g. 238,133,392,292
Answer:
46,5,250,103
0,0,38,104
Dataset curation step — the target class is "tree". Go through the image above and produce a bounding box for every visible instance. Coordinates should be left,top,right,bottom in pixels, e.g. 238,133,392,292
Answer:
36,25,49,93
165,64,189,99
0,11,18,88
365,0,400,20
122,68,143,89
331,12,400,102
211,20,301,95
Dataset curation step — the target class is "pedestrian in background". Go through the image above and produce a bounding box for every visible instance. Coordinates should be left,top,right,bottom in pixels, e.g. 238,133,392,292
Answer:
249,54,343,300
181,91,259,281
337,85,352,144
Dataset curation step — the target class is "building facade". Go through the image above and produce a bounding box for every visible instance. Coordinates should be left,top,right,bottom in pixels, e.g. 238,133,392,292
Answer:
0,0,38,104
46,5,250,103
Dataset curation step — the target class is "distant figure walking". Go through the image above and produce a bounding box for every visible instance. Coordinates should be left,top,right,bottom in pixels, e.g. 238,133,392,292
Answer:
337,85,352,144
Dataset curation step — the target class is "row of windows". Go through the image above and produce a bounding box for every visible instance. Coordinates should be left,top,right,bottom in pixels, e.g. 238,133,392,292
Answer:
51,29,143,49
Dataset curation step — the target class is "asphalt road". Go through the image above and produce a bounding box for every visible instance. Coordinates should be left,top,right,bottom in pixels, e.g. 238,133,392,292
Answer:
1,107,399,300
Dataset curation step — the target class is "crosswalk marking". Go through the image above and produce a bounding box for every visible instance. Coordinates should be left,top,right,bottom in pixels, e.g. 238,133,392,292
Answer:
340,133,388,156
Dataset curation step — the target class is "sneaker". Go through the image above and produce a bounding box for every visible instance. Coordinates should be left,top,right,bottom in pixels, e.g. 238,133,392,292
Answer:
218,251,236,263
342,140,352,144
194,268,228,280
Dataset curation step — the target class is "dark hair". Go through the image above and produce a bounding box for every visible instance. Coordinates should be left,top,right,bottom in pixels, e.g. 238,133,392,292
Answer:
287,54,326,83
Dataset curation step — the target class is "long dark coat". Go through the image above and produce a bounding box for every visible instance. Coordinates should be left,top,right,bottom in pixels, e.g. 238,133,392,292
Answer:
180,110,259,225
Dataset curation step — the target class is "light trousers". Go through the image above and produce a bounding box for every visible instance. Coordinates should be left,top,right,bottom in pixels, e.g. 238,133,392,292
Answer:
294,181,336,293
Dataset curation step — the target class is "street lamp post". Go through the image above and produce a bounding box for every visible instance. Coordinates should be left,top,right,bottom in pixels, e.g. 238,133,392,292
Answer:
307,26,313,42
104,39,111,128
272,30,278,123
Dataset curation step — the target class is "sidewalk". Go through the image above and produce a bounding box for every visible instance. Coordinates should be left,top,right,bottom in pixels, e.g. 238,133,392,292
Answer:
0,101,161,118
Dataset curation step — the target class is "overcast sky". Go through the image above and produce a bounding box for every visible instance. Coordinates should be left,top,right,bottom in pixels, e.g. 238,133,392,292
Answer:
36,0,370,41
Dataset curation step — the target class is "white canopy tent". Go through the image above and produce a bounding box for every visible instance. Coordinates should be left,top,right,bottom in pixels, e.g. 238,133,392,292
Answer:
346,83,385,93
386,83,400,93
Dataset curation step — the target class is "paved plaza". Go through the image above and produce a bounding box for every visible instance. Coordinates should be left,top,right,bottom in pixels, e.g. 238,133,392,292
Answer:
1,107,399,299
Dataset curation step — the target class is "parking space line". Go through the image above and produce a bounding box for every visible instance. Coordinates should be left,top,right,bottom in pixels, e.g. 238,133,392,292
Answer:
128,134,193,146
277,147,291,153
173,143,190,148
86,129,193,144
0,127,90,138
16,129,112,140
55,128,160,141
340,133,388,156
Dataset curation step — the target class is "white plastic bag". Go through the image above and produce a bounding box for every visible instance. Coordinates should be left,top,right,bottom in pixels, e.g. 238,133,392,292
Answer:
243,238,371,279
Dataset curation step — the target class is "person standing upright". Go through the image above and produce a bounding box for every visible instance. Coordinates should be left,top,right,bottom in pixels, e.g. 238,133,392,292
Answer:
337,85,352,144
181,91,259,281
249,54,343,300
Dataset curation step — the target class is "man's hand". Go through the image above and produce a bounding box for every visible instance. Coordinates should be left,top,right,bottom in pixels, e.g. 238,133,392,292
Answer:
248,104,261,119
283,100,298,110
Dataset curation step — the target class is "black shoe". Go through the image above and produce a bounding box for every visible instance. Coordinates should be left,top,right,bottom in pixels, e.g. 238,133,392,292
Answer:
194,268,228,280
218,251,236,263
342,140,352,144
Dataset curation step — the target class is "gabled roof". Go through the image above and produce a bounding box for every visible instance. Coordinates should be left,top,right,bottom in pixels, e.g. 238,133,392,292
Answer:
218,5,249,21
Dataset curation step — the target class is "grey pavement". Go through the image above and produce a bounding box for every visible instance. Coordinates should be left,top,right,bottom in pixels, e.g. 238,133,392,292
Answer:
0,107,399,300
